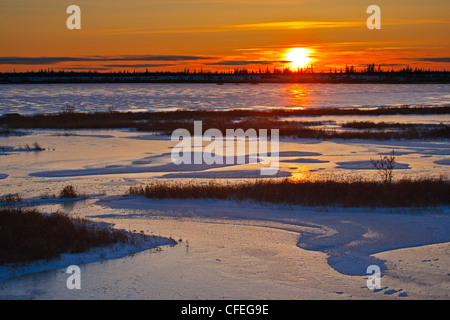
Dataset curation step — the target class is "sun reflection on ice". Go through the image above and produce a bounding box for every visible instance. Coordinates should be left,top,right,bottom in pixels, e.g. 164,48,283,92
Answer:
289,165,312,183
287,84,311,109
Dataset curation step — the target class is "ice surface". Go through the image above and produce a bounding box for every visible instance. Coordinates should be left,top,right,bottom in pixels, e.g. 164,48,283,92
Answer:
1,196,448,299
0,234,176,283
435,159,450,166
0,128,449,299
1,81,449,299
1,83,450,115
336,161,410,170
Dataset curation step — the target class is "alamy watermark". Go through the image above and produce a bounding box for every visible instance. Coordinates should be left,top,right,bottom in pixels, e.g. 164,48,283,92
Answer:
367,5,381,29
66,265,81,290
366,265,381,290
171,121,279,176
66,5,81,30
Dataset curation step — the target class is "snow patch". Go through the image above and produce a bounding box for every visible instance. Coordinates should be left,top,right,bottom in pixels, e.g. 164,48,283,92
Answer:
336,160,410,170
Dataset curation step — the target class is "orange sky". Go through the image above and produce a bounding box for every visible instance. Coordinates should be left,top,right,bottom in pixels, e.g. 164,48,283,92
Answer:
0,0,449,72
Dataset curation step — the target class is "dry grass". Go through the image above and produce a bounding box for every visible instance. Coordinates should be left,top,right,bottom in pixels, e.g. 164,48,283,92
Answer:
0,194,22,207
0,128,27,136
342,121,447,129
0,208,133,265
129,176,450,208
1,106,449,140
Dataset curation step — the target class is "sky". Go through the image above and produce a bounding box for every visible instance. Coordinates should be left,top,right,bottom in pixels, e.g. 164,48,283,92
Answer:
0,0,449,72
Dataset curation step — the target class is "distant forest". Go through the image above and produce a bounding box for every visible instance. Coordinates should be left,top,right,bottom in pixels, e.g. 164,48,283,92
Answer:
1,65,449,84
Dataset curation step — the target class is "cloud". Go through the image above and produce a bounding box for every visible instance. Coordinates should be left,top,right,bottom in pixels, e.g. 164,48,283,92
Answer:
0,57,82,65
0,55,216,65
55,66,114,71
85,18,450,37
86,28,224,35
412,57,450,63
106,64,175,68
229,18,450,31
205,60,289,66
230,20,364,30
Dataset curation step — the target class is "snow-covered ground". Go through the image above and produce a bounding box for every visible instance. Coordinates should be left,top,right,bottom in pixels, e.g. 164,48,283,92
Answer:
0,128,449,299
0,231,176,284
0,196,448,299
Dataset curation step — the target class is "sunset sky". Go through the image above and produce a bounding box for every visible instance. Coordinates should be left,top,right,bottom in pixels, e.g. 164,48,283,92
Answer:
0,0,449,72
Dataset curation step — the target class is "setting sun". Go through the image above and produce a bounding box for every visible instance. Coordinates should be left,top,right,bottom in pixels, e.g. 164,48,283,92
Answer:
286,48,312,69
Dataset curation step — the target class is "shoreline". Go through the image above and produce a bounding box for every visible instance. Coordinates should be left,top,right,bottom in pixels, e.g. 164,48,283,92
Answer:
0,235,177,283
1,195,449,299
1,71,449,85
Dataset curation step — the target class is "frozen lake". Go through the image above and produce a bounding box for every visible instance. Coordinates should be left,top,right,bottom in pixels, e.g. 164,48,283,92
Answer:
1,83,450,115
0,129,449,299
0,81,449,299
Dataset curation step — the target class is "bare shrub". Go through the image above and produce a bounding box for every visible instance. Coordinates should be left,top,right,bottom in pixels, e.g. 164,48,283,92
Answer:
32,141,44,150
371,150,396,183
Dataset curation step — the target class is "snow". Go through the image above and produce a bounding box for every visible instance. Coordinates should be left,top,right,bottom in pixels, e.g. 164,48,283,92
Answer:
0,128,449,299
96,196,450,277
435,159,450,166
1,195,448,299
336,160,410,170
280,158,330,164
0,234,177,283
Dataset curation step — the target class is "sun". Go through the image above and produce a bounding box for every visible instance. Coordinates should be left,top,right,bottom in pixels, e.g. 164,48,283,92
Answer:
286,48,311,69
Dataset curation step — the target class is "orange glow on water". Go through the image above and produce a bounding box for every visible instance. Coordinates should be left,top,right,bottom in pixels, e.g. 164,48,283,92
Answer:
287,84,311,109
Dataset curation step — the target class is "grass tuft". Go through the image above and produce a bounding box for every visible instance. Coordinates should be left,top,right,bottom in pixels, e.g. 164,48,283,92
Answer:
59,185,84,199
0,194,22,207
